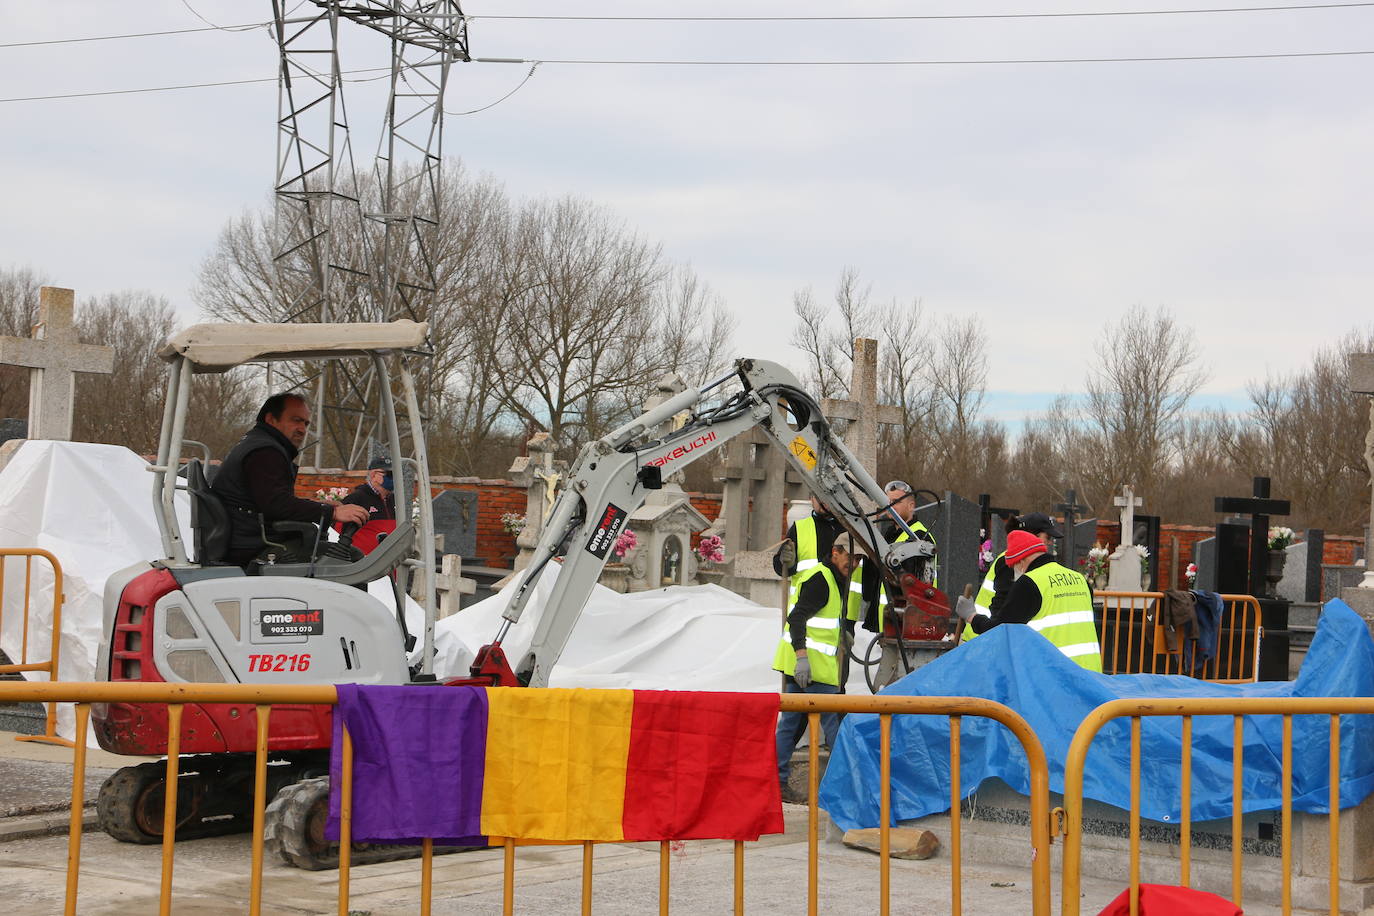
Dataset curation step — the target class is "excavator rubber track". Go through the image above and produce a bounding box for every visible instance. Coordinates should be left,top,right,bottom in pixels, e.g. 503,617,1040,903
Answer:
263,776,480,871
97,755,317,844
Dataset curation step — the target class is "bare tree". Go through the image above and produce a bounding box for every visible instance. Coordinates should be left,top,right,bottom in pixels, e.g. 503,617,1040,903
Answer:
0,266,48,419
788,266,872,401
1082,307,1207,504
1227,327,1374,530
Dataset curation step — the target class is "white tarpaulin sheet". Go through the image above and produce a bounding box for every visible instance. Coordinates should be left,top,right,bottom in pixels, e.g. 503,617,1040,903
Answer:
0,441,193,740
431,562,879,694
1,440,879,742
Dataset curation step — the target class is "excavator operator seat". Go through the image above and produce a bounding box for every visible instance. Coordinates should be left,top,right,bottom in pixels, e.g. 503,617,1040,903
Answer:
184,458,232,566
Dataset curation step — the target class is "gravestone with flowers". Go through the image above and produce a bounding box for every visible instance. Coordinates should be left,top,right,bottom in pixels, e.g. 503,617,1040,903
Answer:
615,375,712,593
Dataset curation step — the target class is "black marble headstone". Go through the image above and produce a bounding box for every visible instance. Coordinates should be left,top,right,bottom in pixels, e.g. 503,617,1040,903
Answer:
1194,536,1217,592
1303,529,1325,602
0,418,26,444
1215,522,1251,595
1067,518,1099,571
915,491,982,602
431,489,478,557
1134,514,1162,591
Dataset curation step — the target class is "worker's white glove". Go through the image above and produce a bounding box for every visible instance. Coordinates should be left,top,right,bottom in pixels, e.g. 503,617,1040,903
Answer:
954,595,978,621
793,655,812,688
778,539,797,570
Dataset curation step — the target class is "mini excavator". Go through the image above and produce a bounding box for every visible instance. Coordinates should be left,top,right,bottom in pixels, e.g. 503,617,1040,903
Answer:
92,320,955,869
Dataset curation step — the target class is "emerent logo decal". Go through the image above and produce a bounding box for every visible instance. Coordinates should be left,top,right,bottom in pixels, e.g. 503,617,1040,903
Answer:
259,608,324,637
647,431,717,468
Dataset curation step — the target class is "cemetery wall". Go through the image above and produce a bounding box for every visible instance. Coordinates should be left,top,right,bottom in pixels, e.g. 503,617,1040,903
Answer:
296,471,722,569
1091,520,1362,593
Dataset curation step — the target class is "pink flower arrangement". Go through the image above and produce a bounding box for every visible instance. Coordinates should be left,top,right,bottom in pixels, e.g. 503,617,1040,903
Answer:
613,528,638,559
314,486,351,503
695,533,725,564
1185,562,1198,587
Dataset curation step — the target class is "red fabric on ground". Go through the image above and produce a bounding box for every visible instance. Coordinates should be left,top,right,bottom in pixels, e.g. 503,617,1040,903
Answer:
1097,883,1242,915
621,691,783,842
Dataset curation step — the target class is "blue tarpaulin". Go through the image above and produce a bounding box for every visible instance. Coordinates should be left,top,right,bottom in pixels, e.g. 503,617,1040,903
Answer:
819,599,1374,831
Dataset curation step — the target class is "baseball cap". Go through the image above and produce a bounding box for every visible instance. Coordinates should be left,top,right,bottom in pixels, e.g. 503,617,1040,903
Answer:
1005,530,1049,565
368,456,392,471
1018,512,1064,538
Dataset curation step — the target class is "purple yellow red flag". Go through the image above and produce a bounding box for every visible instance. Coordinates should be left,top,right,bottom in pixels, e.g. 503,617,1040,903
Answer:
327,684,784,844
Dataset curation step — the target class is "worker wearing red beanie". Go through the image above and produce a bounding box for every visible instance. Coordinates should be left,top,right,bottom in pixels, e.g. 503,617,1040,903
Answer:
955,530,1102,671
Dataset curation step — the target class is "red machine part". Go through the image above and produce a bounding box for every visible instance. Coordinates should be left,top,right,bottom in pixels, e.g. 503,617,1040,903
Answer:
443,643,521,688
92,567,333,757
883,574,958,643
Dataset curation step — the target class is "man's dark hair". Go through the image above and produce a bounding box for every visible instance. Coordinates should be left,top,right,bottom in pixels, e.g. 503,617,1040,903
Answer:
257,392,307,424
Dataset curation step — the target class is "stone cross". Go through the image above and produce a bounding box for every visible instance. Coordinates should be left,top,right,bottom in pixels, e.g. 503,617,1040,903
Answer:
821,337,903,477
1349,353,1374,588
1113,486,1143,548
434,553,476,618
0,287,114,441
1056,488,1089,561
505,432,566,577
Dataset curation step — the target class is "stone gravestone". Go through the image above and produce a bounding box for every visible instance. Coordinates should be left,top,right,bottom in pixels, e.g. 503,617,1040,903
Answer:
715,428,801,608
978,493,1019,559
1214,477,1292,681
433,554,477,618
1106,486,1145,592
1194,536,1218,592
1341,355,1374,626
430,489,478,560
1277,530,1324,604
1055,489,1092,569
501,432,566,585
913,491,982,603
717,337,901,606
820,338,902,484
1134,513,1162,591
0,286,114,440
1211,521,1252,594
623,375,712,592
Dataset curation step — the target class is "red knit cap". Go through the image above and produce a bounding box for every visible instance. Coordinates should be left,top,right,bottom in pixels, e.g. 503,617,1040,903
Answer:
1005,529,1048,566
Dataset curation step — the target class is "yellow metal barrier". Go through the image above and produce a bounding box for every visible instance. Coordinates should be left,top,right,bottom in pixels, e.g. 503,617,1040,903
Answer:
0,547,71,746
1061,696,1374,916
1096,591,1262,682
0,681,1053,916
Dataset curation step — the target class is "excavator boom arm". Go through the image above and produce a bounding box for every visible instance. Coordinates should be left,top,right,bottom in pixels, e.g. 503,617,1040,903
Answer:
494,358,934,687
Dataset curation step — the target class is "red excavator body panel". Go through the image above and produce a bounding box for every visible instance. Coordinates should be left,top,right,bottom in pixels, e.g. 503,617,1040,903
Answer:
92,567,333,756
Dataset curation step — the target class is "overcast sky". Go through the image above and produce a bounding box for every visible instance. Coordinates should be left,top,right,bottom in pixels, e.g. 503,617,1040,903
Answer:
1,1,1370,426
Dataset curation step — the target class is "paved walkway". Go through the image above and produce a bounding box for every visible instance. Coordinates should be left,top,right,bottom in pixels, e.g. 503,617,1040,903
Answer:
0,730,1332,914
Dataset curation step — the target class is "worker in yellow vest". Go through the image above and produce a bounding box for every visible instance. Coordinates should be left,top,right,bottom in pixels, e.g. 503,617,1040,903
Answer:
774,496,845,586
961,512,1063,642
854,480,937,688
955,529,1102,671
773,542,853,801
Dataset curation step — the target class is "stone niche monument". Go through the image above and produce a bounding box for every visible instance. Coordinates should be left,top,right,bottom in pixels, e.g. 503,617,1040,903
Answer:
621,375,712,592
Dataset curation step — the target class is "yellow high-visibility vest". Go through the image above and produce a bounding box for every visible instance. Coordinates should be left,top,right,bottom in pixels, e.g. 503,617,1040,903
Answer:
773,563,844,686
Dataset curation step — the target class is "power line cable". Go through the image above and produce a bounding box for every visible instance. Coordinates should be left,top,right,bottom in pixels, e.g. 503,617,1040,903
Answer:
179,0,262,32
2,46,1369,103
0,67,392,104
0,23,269,49
469,1,1374,21
445,61,540,115
503,49,1374,64
6,1,1372,51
